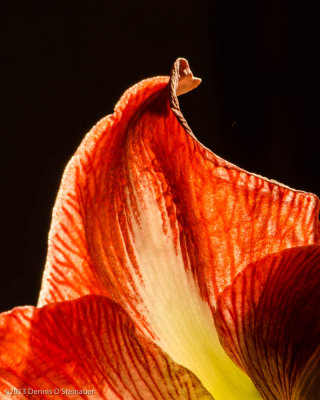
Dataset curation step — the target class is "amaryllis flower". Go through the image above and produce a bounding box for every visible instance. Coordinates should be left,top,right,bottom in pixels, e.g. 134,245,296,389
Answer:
0,59,319,400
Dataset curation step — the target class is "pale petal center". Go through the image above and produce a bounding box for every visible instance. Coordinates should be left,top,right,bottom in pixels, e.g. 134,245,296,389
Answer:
121,172,261,400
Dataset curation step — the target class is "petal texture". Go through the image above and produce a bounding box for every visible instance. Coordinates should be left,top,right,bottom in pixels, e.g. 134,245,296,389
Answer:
0,295,212,400
37,58,319,398
215,245,320,400
38,58,320,309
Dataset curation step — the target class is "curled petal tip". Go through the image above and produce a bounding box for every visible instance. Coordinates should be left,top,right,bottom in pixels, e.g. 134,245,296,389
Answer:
177,76,201,96
173,58,202,96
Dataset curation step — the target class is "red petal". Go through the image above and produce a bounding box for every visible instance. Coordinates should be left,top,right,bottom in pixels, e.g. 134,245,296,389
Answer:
0,296,212,399
39,58,319,315
215,245,320,399
38,75,169,305
37,59,320,395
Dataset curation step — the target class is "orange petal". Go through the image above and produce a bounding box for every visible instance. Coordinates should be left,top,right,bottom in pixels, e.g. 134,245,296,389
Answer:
0,295,212,400
38,57,320,311
37,58,319,397
215,245,320,399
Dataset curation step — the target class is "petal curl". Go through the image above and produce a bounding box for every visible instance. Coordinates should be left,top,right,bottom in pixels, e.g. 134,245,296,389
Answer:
0,295,212,400
37,58,319,397
215,245,320,400
38,58,320,309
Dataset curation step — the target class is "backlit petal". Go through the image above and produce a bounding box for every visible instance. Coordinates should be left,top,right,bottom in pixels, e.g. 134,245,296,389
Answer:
37,58,319,398
0,295,212,400
38,59,320,310
215,245,320,400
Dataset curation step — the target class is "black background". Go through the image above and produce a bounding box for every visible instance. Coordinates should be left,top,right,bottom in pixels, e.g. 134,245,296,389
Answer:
1,1,320,312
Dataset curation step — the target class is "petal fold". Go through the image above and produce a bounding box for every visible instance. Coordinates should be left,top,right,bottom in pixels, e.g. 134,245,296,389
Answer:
37,58,320,398
215,245,320,400
38,58,320,310
0,295,213,399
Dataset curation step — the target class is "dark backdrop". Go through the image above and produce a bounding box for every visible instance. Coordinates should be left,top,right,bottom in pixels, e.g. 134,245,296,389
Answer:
1,1,320,312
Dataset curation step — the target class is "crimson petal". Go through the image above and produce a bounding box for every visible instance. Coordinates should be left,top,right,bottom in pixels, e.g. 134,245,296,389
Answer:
215,245,320,399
